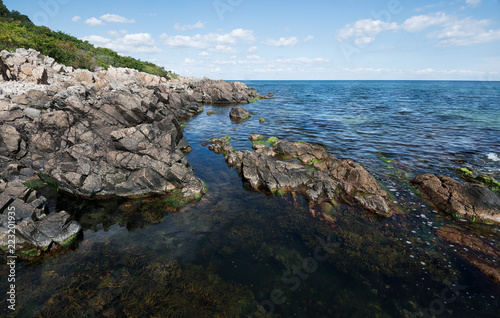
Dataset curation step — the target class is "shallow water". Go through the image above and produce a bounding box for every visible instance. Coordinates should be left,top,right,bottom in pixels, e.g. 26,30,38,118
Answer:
2,81,500,317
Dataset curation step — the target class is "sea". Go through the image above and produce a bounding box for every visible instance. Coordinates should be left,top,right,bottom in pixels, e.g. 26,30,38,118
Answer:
3,81,500,317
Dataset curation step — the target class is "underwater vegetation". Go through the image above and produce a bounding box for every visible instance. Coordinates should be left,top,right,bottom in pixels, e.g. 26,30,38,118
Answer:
4,243,254,318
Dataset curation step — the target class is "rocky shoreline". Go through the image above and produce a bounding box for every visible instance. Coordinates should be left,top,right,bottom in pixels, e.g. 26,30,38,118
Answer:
0,48,261,254
1,48,499,287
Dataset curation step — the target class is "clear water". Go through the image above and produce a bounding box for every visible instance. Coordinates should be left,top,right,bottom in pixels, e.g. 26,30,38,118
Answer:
2,81,500,317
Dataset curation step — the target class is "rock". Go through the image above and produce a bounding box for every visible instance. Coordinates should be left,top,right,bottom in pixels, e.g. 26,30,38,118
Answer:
436,226,500,284
229,107,250,121
0,182,82,250
249,134,263,141
0,49,261,200
411,173,500,224
208,138,393,217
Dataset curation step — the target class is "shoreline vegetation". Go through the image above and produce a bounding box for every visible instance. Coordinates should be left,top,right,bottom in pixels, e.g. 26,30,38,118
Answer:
0,0,175,79
0,1,499,317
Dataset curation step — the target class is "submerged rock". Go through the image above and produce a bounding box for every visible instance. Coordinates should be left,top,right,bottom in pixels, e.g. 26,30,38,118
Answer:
436,226,500,284
411,174,500,224
208,138,393,217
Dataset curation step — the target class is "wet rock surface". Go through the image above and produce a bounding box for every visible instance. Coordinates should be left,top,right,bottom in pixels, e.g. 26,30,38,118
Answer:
209,137,393,217
411,173,500,224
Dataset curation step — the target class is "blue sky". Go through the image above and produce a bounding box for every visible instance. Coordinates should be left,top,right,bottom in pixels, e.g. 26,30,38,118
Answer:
4,0,500,80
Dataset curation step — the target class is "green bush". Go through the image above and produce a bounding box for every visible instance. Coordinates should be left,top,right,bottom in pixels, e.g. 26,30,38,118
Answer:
0,0,176,79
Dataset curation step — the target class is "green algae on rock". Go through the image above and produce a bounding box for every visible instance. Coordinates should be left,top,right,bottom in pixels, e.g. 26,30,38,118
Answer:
208,137,394,218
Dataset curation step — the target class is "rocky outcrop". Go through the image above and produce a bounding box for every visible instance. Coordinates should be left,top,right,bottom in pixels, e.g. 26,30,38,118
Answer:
229,106,251,121
0,49,261,199
411,174,500,224
175,77,261,104
209,137,393,217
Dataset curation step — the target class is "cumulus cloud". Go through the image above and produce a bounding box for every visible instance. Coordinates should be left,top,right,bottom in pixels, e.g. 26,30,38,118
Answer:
338,12,500,47
81,35,111,45
85,17,105,26
82,33,161,54
337,19,398,42
100,14,135,23
431,17,500,46
198,51,210,56
108,30,128,37
263,35,313,47
174,21,205,31
248,46,258,53
160,29,255,53
72,16,81,23
401,12,450,32
465,0,481,7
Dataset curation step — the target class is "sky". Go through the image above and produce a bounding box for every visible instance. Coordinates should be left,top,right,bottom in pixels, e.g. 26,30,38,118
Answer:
4,0,500,80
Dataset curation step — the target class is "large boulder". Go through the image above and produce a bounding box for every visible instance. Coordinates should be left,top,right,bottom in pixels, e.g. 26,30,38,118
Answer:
411,174,500,223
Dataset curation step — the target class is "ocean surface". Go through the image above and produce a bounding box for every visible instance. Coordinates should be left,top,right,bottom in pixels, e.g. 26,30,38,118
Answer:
3,81,500,317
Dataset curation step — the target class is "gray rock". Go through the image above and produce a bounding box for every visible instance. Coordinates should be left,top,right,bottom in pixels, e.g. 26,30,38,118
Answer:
411,173,500,224
229,107,250,121
209,138,393,217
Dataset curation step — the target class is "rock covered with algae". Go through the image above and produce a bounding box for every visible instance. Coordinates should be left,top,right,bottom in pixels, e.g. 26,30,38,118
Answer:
208,137,393,217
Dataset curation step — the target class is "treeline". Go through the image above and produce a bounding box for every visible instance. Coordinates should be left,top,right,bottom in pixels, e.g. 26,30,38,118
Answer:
0,1,175,79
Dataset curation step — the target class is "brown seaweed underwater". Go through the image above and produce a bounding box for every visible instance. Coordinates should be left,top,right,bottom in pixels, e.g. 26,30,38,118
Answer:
2,98,500,317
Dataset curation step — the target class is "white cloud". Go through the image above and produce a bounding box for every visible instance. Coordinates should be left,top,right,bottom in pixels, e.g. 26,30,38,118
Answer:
174,21,205,31
263,37,299,47
427,16,500,46
402,12,450,32
100,14,135,23
246,55,261,60
108,30,128,37
263,35,313,47
465,0,481,7
199,51,210,56
248,46,258,53
85,17,105,26
160,29,255,53
82,33,161,54
416,68,435,74
339,13,500,47
337,19,398,42
72,16,81,23
354,37,375,45
81,35,111,45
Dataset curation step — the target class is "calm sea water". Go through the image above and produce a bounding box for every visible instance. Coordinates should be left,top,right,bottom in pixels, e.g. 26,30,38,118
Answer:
3,81,500,317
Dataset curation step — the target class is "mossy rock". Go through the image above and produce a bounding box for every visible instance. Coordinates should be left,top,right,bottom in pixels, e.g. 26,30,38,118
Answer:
266,137,279,146
23,178,46,191
259,117,266,123
456,167,500,194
